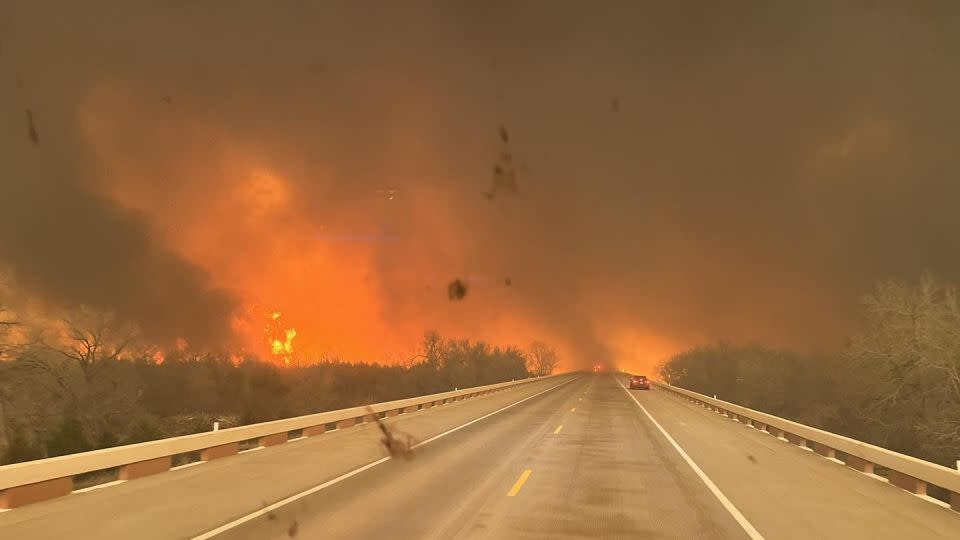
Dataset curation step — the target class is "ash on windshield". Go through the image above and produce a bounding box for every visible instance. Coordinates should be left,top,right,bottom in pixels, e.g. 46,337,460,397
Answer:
368,406,417,460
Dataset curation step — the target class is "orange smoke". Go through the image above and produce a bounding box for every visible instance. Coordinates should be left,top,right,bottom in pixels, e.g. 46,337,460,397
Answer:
73,81,663,370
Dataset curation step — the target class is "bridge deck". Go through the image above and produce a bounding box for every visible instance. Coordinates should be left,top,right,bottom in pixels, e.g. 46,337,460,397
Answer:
1,374,957,539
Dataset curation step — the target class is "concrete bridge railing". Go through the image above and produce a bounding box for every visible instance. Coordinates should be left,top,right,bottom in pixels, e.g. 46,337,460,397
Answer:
653,380,960,512
0,374,562,509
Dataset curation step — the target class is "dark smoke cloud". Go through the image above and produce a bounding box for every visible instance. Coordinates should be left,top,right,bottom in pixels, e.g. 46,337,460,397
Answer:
0,161,238,346
0,3,239,347
3,2,960,368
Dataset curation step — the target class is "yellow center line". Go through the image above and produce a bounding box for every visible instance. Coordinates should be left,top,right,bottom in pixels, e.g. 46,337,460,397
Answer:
570,407,576,413
553,425,563,434
507,469,533,497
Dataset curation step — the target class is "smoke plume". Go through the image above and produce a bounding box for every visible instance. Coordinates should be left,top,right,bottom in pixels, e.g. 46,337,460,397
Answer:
2,2,960,370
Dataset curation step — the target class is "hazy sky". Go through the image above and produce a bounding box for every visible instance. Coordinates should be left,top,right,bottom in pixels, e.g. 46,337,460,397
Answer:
2,2,960,370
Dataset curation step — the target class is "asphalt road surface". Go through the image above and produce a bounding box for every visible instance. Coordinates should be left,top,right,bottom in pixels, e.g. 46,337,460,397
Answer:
1,374,958,539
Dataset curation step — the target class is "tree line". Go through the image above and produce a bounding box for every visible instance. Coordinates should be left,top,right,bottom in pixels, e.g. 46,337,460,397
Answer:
0,325,558,465
660,274,960,468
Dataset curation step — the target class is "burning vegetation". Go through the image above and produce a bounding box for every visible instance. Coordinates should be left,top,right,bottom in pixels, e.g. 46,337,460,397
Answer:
0,311,554,465
265,312,298,366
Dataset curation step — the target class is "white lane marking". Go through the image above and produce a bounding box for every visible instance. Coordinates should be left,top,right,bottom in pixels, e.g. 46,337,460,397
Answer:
617,379,766,540
171,461,205,471
411,377,577,449
192,376,579,540
72,479,127,494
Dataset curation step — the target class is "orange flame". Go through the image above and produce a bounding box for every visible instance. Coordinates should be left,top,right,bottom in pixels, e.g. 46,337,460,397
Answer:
266,311,297,365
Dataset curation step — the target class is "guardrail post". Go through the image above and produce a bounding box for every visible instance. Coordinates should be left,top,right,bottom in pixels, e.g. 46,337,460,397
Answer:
260,433,288,447
813,443,835,459
785,433,807,448
888,470,927,495
304,424,326,436
0,477,73,509
202,443,239,461
120,456,172,480
843,455,874,474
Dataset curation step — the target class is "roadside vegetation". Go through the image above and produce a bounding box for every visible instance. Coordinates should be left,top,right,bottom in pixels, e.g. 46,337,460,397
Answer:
660,274,960,468
0,325,557,465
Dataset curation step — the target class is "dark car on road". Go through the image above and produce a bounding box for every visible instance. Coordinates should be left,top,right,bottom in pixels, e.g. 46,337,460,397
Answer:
629,375,650,390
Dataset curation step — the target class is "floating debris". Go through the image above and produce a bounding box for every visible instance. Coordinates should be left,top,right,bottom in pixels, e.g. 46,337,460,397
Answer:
448,279,468,301
504,277,512,287
376,188,399,201
611,97,620,113
287,519,299,537
162,96,173,105
486,124,519,201
367,406,417,460
26,109,39,145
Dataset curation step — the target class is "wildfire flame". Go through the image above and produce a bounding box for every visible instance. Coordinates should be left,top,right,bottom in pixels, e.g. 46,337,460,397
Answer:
266,311,297,365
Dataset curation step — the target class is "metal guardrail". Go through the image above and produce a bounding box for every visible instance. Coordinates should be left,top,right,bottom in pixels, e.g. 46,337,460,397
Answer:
0,374,562,509
652,380,960,512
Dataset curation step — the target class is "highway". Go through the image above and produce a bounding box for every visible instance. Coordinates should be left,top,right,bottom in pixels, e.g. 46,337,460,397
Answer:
1,374,958,539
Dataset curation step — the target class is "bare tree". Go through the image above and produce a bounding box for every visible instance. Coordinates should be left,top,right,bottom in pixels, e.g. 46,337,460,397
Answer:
420,331,443,368
847,273,960,455
45,306,140,380
0,303,17,359
527,341,558,376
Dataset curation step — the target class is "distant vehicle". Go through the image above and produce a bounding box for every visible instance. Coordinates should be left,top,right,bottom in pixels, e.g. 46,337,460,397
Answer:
629,375,650,390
